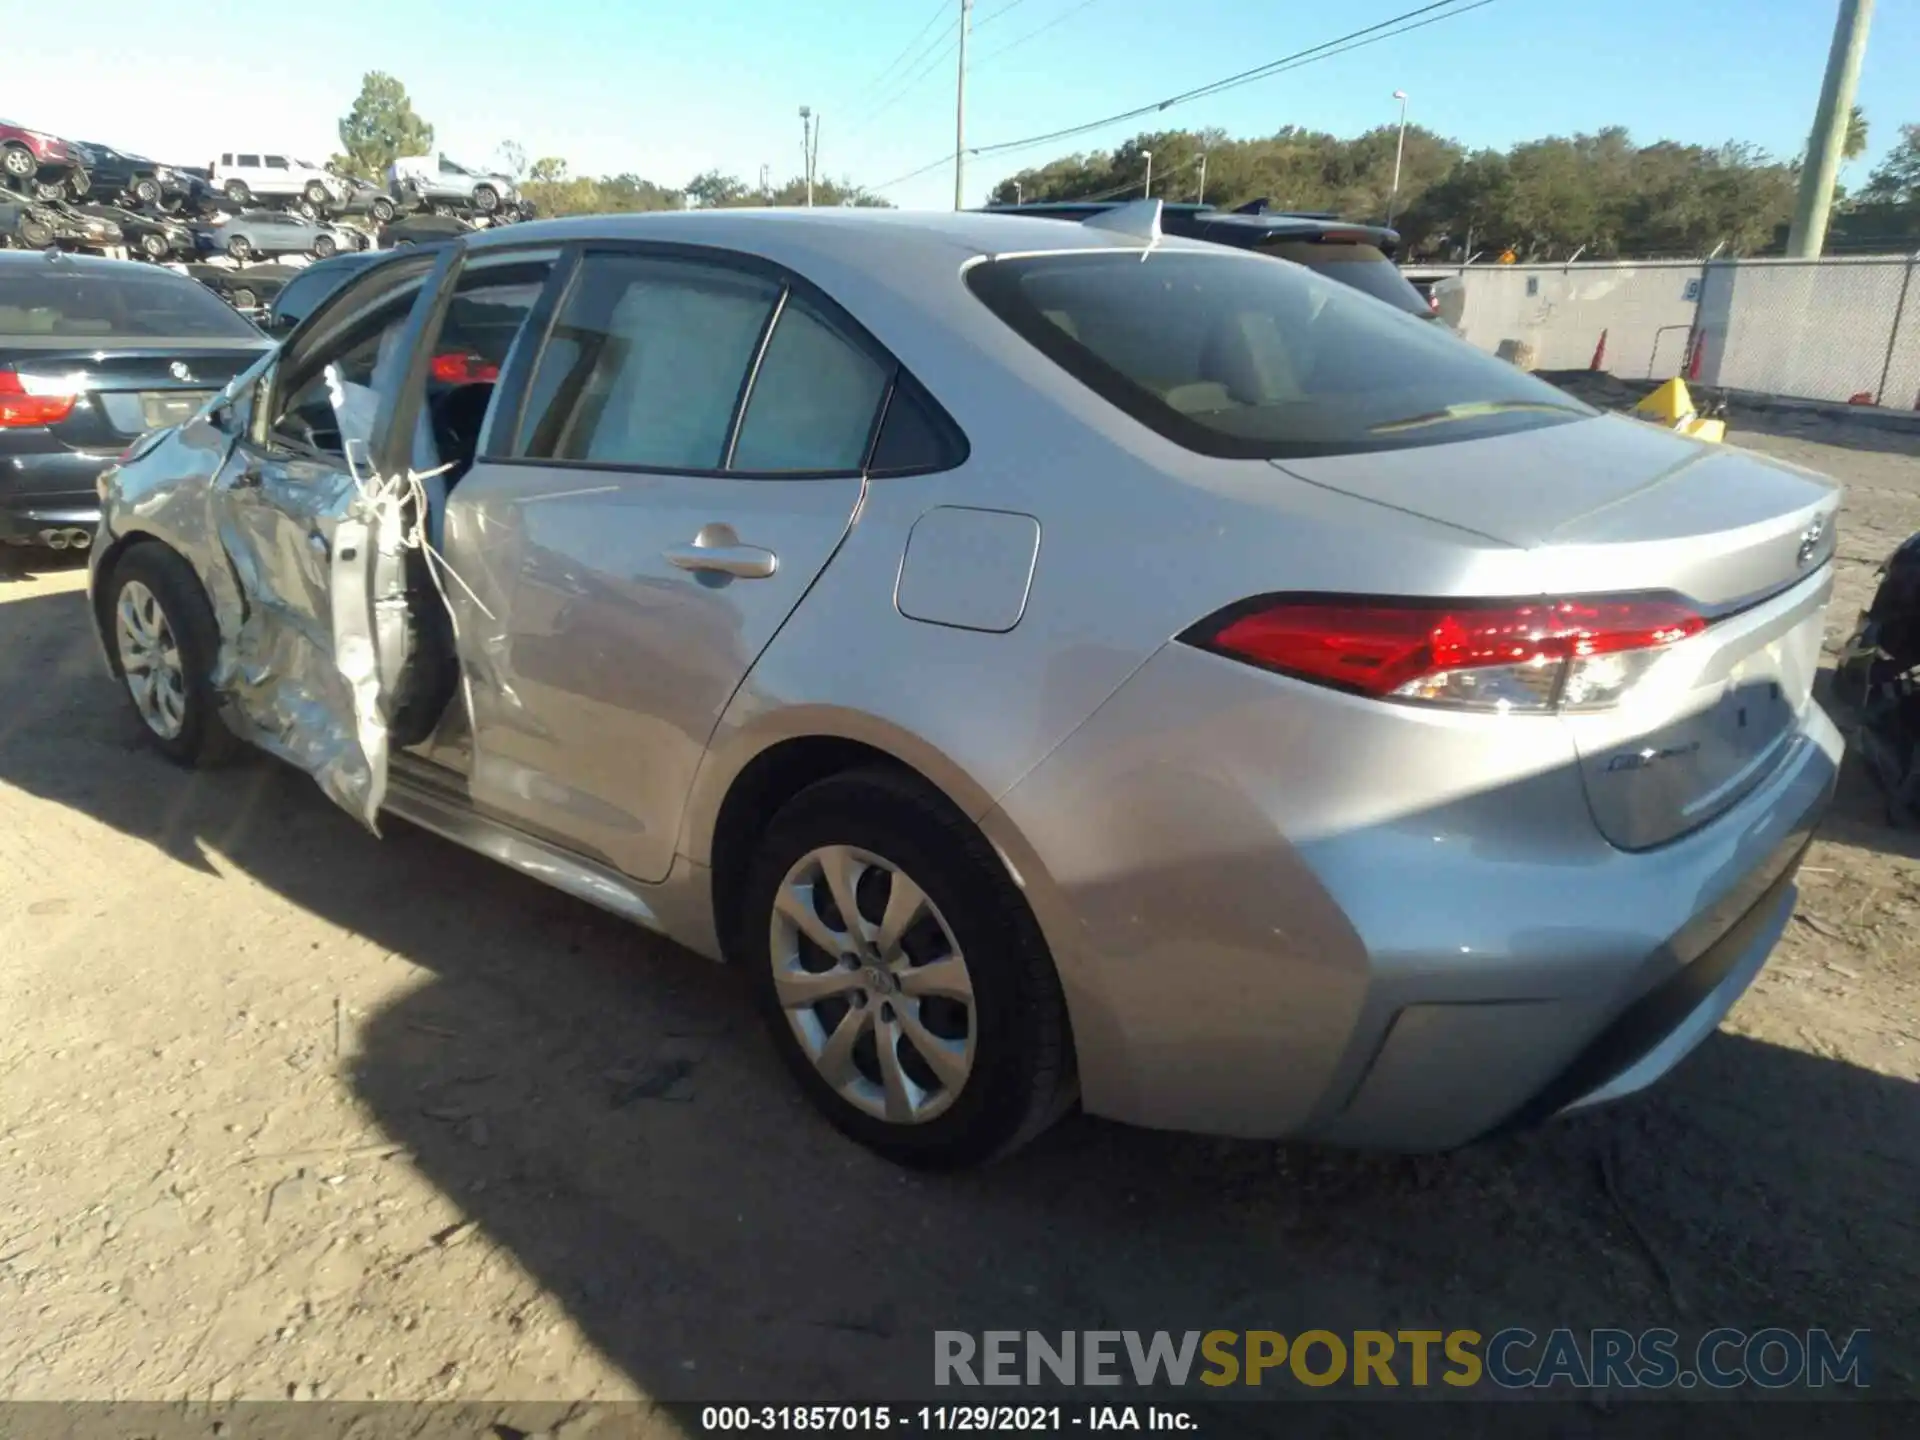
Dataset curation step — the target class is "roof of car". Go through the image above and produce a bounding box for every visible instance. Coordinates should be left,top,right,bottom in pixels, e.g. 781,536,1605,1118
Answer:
464,205,1238,262
0,249,156,274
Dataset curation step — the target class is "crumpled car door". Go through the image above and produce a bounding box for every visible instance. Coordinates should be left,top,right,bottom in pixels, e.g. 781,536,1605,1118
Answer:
208,299,439,832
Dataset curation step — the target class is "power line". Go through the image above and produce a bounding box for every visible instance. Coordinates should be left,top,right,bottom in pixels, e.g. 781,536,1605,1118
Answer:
846,18,965,138
973,0,1104,69
973,0,1037,29
862,0,953,97
872,0,1495,191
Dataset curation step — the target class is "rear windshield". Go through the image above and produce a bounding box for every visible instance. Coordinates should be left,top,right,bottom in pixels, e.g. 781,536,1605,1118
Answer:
0,267,261,340
965,249,1592,459
1259,239,1430,316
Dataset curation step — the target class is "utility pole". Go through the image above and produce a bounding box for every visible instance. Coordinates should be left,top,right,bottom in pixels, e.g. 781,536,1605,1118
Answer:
799,106,814,207
811,113,822,203
1013,181,1022,205
1788,0,1874,257
1196,151,1208,204
1386,89,1409,228
1142,150,1153,198
953,0,972,209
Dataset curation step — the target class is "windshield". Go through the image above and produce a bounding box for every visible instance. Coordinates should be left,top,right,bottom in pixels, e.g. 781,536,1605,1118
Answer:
0,267,263,340
965,249,1592,460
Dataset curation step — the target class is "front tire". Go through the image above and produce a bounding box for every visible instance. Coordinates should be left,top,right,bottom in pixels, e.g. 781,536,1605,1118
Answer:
369,196,396,224
741,768,1075,1169
223,179,250,204
132,177,162,206
20,215,55,248
311,233,337,259
225,234,252,261
138,232,168,259
0,144,33,180
471,184,500,214
104,544,242,768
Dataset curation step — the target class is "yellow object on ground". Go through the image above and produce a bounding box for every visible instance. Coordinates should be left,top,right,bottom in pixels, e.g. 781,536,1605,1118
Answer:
1632,377,1725,443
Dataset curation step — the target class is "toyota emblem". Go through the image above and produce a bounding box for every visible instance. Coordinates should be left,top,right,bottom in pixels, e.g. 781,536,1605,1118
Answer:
1796,517,1826,568
169,360,194,382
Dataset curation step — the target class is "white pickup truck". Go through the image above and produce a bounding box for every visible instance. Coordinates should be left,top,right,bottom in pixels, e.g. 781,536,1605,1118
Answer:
386,154,519,215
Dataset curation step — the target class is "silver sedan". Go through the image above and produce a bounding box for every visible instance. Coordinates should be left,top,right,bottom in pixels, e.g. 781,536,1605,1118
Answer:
203,208,363,261
86,205,1841,1168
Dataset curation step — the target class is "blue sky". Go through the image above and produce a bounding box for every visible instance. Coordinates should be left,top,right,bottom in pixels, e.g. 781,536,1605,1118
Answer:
6,0,1916,209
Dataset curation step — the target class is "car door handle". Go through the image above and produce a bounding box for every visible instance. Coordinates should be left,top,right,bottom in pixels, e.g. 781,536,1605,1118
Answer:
664,528,778,580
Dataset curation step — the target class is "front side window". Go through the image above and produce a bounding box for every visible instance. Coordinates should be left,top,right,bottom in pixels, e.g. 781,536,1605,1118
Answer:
265,156,289,170
515,254,778,470
730,298,888,473
966,249,1593,460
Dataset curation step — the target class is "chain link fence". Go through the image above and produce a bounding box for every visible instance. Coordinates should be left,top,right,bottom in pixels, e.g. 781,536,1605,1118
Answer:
1438,253,1920,408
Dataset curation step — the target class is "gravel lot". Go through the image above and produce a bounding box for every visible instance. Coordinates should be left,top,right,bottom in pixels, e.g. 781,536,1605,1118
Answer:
1,423,1916,1414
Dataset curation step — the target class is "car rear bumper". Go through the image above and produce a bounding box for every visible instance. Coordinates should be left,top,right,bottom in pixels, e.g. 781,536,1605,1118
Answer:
983,640,1843,1149
0,446,108,540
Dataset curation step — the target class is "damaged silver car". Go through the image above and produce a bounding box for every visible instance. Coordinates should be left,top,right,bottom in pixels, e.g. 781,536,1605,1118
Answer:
88,208,1840,1171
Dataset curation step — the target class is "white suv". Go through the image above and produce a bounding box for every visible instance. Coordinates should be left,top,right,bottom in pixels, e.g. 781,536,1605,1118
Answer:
209,152,349,210
387,153,519,215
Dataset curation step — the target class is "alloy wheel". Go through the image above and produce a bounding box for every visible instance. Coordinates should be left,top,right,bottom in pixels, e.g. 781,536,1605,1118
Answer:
115,579,188,740
2,147,34,178
770,844,976,1125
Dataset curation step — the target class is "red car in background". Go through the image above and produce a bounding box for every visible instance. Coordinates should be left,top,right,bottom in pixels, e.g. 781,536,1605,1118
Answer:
0,120,89,202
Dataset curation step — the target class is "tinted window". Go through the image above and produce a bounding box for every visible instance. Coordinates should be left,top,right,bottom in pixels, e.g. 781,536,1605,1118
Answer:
868,373,966,475
731,299,888,473
966,250,1592,460
1258,239,1430,317
265,156,288,169
237,154,260,168
516,255,777,470
0,267,263,340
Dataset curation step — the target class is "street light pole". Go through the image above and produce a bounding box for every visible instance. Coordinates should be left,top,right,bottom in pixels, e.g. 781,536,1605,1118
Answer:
1788,0,1875,257
1013,181,1022,206
1386,89,1408,228
1142,150,1153,198
1196,151,1208,204
953,0,972,210
798,106,813,207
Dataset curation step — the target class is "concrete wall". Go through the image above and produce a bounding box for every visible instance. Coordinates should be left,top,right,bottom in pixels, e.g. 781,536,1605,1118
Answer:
1438,254,1920,407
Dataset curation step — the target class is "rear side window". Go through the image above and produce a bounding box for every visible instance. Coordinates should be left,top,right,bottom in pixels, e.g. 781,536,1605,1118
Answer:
516,254,778,469
0,268,261,340
730,298,888,473
1259,240,1430,317
237,154,260,168
966,250,1592,460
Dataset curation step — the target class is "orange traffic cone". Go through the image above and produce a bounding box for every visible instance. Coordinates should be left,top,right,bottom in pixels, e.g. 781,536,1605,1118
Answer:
1589,329,1608,370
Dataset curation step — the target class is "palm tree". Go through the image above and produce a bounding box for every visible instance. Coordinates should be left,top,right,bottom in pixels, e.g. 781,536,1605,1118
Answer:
1844,105,1869,164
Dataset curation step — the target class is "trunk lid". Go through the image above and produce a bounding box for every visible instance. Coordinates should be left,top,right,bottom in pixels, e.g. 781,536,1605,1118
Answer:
1273,413,1842,850
0,343,268,451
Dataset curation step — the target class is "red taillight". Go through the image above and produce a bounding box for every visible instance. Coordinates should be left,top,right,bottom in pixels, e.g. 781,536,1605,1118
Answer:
1427,292,1441,314
430,352,499,384
0,367,77,428
1187,595,1707,713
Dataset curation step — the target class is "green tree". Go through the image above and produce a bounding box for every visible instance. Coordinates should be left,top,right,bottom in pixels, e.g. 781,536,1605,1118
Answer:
1845,104,1870,163
686,170,748,208
1862,123,1920,205
332,72,434,181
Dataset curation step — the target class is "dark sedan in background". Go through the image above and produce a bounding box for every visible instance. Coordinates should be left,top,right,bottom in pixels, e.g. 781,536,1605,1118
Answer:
0,251,270,549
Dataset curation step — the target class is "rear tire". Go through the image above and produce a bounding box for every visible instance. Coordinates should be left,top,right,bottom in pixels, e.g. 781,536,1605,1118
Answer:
132,177,162,206
20,215,55,248
227,285,258,311
0,144,33,180
471,184,500,214
103,544,243,768
225,234,252,261
311,233,337,259
223,179,250,204
138,232,168,260
740,767,1076,1170
303,181,330,208
369,196,396,224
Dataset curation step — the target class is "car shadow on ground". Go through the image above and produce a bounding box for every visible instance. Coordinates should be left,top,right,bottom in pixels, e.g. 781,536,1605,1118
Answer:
1,581,1916,1416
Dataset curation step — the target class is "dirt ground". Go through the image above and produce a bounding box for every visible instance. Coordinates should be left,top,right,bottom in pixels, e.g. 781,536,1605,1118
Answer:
1,423,1917,1418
